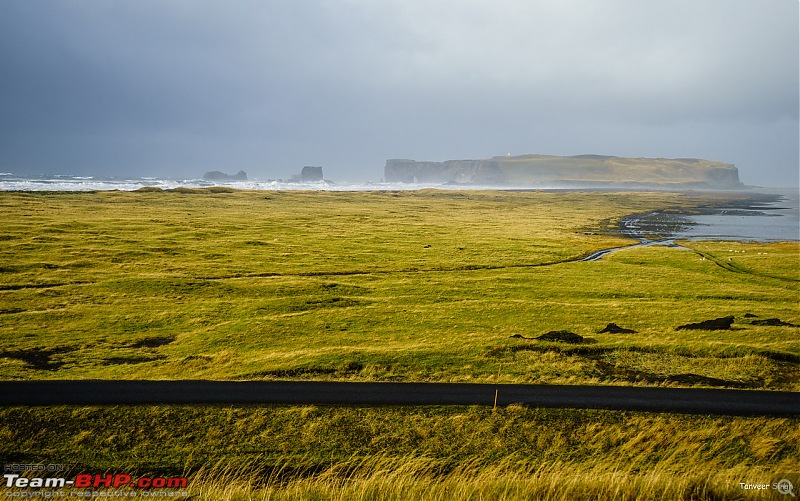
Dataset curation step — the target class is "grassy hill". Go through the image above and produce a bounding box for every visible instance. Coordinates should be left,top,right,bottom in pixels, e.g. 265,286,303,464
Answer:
385,154,743,188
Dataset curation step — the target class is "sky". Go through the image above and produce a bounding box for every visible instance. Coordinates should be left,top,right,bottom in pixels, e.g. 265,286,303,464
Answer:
0,0,798,186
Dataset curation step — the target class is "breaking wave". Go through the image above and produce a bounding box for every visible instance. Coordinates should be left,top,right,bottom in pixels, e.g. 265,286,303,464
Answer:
0,174,516,192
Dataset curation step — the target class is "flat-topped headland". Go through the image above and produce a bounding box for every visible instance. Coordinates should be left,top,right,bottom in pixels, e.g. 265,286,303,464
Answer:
385,154,743,189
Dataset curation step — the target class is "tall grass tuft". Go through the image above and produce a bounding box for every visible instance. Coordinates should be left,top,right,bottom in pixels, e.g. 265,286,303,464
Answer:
186,455,768,500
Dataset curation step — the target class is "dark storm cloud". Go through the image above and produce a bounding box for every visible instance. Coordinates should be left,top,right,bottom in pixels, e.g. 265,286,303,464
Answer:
0,0,797,185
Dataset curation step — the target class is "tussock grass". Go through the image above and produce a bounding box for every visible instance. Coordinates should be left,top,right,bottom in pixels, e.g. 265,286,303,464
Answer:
2,405,796,500
187,458,770,500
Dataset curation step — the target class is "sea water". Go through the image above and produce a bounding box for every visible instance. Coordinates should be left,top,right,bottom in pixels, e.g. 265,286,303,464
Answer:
674,189,799,242
0,173,421,192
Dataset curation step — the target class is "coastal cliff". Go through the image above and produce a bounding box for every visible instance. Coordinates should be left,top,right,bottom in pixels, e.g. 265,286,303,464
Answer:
385,155,743,188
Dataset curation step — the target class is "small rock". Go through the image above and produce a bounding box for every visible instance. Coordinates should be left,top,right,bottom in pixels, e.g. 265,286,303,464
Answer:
743,313,759,318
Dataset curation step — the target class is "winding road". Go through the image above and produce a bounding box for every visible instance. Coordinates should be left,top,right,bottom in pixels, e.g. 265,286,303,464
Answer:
1,381,797,416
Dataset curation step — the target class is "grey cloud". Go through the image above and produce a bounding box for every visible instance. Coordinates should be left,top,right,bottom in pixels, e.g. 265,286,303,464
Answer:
0,0,796,185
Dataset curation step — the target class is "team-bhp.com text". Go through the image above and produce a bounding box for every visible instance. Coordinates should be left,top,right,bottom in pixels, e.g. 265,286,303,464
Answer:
4,473,187,489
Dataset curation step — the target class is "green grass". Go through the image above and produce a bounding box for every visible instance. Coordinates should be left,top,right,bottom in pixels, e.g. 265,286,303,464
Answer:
0,189,797,388
1,188,798,499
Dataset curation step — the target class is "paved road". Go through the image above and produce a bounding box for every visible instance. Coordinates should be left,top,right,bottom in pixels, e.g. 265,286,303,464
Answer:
0,381,797,416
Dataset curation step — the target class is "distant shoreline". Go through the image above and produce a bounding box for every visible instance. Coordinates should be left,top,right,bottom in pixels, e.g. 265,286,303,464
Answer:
0,172,791,193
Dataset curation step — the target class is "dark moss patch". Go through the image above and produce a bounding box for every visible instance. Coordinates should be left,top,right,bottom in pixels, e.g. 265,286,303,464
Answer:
256,367,338,378
598,323,636,334
676,316,734,331
284,297,366,313
535,330,584,344
180,355,214,364
0,347,74,370
593,361,762,388
0,282,83,291
491,344,623,357
127,336,176,349
750,318,798,327
242,362,364,379
666,373,758,387
755,350,800,364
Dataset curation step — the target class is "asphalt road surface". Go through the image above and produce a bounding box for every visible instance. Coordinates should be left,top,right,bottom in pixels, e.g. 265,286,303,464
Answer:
0,381,797,416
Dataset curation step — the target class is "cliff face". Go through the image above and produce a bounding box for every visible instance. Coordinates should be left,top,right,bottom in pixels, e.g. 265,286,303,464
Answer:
385,155,742,188
203,170,248,181
385,159,502,184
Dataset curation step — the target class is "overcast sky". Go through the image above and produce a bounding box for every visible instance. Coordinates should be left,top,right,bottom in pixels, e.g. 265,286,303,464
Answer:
1,0,797,186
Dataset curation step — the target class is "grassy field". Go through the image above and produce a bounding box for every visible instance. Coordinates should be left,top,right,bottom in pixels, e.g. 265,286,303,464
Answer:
0,188,798,499
0,189,797,387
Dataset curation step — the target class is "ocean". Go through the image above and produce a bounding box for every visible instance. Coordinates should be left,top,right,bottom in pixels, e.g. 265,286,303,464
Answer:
0,173,415,192
674,189,799,243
